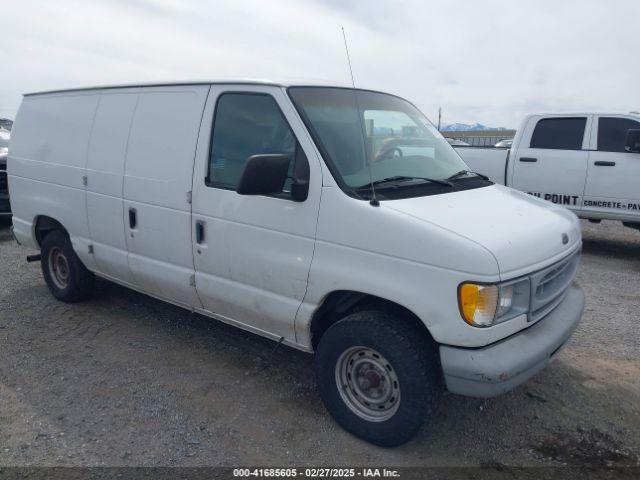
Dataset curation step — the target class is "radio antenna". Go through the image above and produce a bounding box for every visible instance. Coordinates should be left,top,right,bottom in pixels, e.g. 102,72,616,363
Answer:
341,27,379,206
341,27,356,88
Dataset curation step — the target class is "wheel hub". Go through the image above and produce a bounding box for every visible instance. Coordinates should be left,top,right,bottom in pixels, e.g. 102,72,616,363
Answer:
336,346,400,422
48,247,70,289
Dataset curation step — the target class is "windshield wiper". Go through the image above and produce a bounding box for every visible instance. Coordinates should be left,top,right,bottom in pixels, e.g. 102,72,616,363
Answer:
355,176,454,190
446,170,490,181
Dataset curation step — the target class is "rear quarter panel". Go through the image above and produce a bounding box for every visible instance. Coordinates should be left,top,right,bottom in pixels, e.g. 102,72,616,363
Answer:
8,93,99,255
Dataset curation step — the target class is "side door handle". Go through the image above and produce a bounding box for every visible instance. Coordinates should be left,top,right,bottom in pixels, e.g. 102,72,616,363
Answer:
519,157,538,163
195,221,205,244
594,161,616,167
128,208,137,229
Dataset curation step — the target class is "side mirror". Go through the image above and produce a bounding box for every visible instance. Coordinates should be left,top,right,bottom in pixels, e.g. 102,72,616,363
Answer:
290,146,310,202
291,179,309,202
236,154,290,196
625,129,640,153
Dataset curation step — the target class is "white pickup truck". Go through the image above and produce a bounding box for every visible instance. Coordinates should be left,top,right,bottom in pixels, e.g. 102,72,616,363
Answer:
456,113,640,230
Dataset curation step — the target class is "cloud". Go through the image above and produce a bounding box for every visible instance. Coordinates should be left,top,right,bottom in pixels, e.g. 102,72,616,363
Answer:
1,0,638,127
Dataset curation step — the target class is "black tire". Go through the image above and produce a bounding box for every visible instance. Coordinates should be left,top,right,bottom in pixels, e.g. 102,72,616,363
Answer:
41,230,94,302
315,310,441,447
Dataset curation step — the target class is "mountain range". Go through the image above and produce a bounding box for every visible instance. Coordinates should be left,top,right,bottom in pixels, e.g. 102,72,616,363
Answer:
440,123,508,132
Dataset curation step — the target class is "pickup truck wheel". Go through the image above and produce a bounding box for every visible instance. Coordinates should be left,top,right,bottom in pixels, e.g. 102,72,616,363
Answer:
315,311,441,446
41,230,94,302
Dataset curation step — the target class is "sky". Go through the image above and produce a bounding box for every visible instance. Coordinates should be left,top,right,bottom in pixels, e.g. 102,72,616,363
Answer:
1,0,639,128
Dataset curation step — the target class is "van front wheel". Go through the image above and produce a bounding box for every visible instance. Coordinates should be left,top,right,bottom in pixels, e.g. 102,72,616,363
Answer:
314,311,441,446
41,230,94,302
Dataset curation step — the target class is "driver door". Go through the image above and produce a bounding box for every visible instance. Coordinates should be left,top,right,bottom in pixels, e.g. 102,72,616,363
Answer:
190,85,322,343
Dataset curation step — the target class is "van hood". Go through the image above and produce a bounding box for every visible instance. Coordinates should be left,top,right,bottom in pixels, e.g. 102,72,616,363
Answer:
383,184,581,278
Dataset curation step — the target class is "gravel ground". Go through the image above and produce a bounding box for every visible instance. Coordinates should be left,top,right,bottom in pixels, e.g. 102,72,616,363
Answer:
0,218,638,471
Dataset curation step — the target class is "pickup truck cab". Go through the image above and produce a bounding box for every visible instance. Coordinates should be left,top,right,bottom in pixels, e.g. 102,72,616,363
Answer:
456,113,640,230
8,81,584,446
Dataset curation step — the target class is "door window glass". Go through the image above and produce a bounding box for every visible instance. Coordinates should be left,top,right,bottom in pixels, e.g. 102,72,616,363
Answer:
530,117,586,150
597,117,640,153
207,93,298,191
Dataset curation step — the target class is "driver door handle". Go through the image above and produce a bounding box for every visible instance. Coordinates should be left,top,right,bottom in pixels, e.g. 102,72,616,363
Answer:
594,161,615,167
519,157,538,163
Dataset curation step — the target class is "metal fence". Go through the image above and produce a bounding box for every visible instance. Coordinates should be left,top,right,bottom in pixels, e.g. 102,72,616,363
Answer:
443,130,516,147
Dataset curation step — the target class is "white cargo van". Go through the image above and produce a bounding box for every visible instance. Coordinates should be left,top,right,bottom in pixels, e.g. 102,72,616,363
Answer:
456,113,640,230
8,81,584,446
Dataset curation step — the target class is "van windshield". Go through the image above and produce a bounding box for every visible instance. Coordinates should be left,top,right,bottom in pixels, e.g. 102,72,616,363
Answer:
288,87,489,200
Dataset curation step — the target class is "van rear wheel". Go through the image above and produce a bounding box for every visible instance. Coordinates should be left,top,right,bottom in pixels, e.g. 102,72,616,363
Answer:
41,230,94,302
314,311,441,446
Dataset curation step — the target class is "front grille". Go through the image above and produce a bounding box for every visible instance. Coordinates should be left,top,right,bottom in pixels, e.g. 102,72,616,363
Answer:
0,171,7,193
528,250,580,322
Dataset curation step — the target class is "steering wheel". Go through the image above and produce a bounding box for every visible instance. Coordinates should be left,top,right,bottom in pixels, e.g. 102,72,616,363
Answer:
375,146,403,162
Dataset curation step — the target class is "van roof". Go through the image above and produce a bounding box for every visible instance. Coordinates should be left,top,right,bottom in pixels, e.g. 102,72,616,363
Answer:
23,78,354,96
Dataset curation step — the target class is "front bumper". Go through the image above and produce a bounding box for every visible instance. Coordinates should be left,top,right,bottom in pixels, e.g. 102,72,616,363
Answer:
439,284,584,398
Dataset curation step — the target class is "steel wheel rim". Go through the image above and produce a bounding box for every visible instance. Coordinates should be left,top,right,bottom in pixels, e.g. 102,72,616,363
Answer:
48,246,70,289
335,346,401,422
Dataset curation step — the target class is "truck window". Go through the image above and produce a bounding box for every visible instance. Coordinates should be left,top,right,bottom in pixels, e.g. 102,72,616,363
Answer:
597,117,640,153
207,93,298,192
530,117,586,150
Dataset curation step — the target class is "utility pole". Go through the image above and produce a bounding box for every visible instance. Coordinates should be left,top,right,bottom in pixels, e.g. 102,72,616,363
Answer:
437,107,442,131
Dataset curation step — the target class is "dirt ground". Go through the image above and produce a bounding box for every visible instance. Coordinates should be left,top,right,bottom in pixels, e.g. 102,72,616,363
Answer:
0,218,638,472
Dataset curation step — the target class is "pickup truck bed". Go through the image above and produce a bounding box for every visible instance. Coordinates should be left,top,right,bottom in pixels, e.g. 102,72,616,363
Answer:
454,146,509,185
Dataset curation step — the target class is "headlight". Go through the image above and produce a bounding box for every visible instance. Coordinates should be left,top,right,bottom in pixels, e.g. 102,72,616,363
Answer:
458,278,530,327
